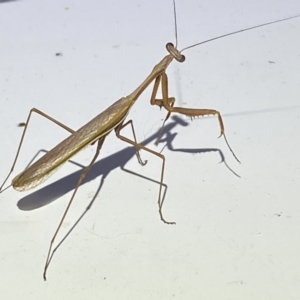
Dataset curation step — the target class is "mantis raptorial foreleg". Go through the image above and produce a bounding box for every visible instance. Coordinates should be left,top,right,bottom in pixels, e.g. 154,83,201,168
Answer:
151,71,240,163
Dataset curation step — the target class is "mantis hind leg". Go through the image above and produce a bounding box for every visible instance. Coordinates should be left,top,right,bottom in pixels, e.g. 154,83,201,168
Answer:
150,73,240,163
0,108,75,192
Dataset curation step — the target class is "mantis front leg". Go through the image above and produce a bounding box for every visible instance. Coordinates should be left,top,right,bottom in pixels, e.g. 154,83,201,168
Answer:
151,72,240,163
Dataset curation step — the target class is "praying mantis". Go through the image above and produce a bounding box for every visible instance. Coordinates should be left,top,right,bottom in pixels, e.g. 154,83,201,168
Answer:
0,0,299,280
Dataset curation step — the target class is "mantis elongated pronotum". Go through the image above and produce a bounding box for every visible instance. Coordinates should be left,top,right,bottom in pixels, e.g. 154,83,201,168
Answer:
1,0,299,280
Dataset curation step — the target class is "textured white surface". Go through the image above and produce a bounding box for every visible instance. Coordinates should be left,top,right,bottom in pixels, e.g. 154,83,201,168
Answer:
0,0,300,299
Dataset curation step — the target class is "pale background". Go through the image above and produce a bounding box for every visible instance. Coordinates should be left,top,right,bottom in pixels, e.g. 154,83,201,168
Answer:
0,0,299,299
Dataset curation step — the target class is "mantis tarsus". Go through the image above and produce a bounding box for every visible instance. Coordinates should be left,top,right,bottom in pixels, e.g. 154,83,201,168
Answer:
0,0,299,280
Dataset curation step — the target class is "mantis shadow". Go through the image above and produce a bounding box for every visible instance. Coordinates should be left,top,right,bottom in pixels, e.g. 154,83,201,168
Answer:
17,115,238,211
